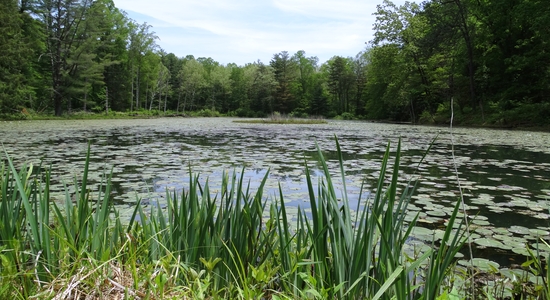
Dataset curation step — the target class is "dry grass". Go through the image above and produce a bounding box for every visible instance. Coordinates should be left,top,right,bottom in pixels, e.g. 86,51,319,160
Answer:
35,260,196,300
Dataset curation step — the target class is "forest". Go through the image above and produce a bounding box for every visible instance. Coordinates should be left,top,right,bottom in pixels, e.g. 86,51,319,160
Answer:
1,0,549,127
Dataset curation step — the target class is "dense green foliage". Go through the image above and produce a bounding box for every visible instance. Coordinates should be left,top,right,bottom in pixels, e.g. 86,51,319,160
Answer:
0,0,548,126
366,0,550,126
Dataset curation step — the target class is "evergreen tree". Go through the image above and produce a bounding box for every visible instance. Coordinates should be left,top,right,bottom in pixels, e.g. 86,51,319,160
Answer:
0,0,34,115
270,51,296,114
326,56,355,115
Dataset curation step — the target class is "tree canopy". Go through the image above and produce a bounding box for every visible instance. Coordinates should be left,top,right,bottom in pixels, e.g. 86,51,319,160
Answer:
0,0,548,127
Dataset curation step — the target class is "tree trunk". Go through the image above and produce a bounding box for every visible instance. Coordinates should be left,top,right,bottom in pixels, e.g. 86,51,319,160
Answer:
136,67,140,109
176,91,181,113
105,86,109,113
158,88,162,111
131,80,134,111
453,0,481,120
83,77,88,111
164,91,167,113
182,93,187,114
410,98,416,124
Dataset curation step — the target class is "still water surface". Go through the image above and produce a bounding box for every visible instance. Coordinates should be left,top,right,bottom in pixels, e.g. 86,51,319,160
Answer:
2,118,550,266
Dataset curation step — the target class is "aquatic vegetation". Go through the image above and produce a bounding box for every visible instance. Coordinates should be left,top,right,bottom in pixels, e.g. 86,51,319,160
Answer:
2,137,549,299
234,112,328,124
233,118,328,124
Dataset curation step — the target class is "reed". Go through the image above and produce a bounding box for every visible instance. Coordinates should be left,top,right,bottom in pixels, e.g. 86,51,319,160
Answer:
271,137,435,299
122,168,279,298
5,138,541,299
1,145,129,297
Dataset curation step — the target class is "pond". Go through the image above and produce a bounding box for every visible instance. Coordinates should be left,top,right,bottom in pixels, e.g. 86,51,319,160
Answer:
1,117,550,268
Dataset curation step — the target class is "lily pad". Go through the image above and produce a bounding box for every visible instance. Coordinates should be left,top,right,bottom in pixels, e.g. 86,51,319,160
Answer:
471,219,491,226
458,258,500,272
528,228,550,237
509,226,530,235
425,210,447,217
474,228,494,236
491,228,512,236
511,247,530,256
3,117,550,270
474,238,507,249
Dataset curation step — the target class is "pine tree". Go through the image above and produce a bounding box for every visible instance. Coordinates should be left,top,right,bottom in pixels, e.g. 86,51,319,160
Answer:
0,0,33,115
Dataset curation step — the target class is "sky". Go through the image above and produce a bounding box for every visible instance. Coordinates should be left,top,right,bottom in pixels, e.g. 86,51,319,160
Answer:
112,0,408,66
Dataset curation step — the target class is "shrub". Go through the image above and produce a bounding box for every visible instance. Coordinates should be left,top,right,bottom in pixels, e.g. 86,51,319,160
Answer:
334,112,355,120
235,108,254,118
192,109,221,117
289,109,308,119
419,110,435,124
91,106,104,113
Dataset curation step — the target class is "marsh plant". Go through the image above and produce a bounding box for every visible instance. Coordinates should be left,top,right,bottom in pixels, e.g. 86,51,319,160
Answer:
233,111,327,124
0,139,547,299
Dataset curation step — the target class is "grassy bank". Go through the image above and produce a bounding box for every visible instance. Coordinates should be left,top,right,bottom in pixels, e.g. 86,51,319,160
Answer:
0,108,227,121
3,109,550,132
0,140,548,299
4,109,330,125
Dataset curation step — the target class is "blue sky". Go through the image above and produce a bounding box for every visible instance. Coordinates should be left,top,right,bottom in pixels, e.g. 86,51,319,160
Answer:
112,0,408,66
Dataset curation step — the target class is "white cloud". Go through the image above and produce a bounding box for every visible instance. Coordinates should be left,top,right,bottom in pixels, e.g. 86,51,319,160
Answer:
113,0,408,65
272,0,380,20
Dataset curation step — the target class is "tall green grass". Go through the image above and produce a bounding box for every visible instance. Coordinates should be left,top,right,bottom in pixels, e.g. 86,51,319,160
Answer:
0,145,127,297
2,138,530,299
272,138,467,299
126,169,277,297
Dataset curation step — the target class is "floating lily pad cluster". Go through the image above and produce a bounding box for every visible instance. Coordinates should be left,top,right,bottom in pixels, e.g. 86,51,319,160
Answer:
1,118,550,269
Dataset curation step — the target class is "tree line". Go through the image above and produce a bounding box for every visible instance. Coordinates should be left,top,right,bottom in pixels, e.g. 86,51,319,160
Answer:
1,0,549,126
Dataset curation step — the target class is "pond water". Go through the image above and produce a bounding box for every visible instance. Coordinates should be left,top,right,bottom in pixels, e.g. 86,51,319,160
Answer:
1,117,550,268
